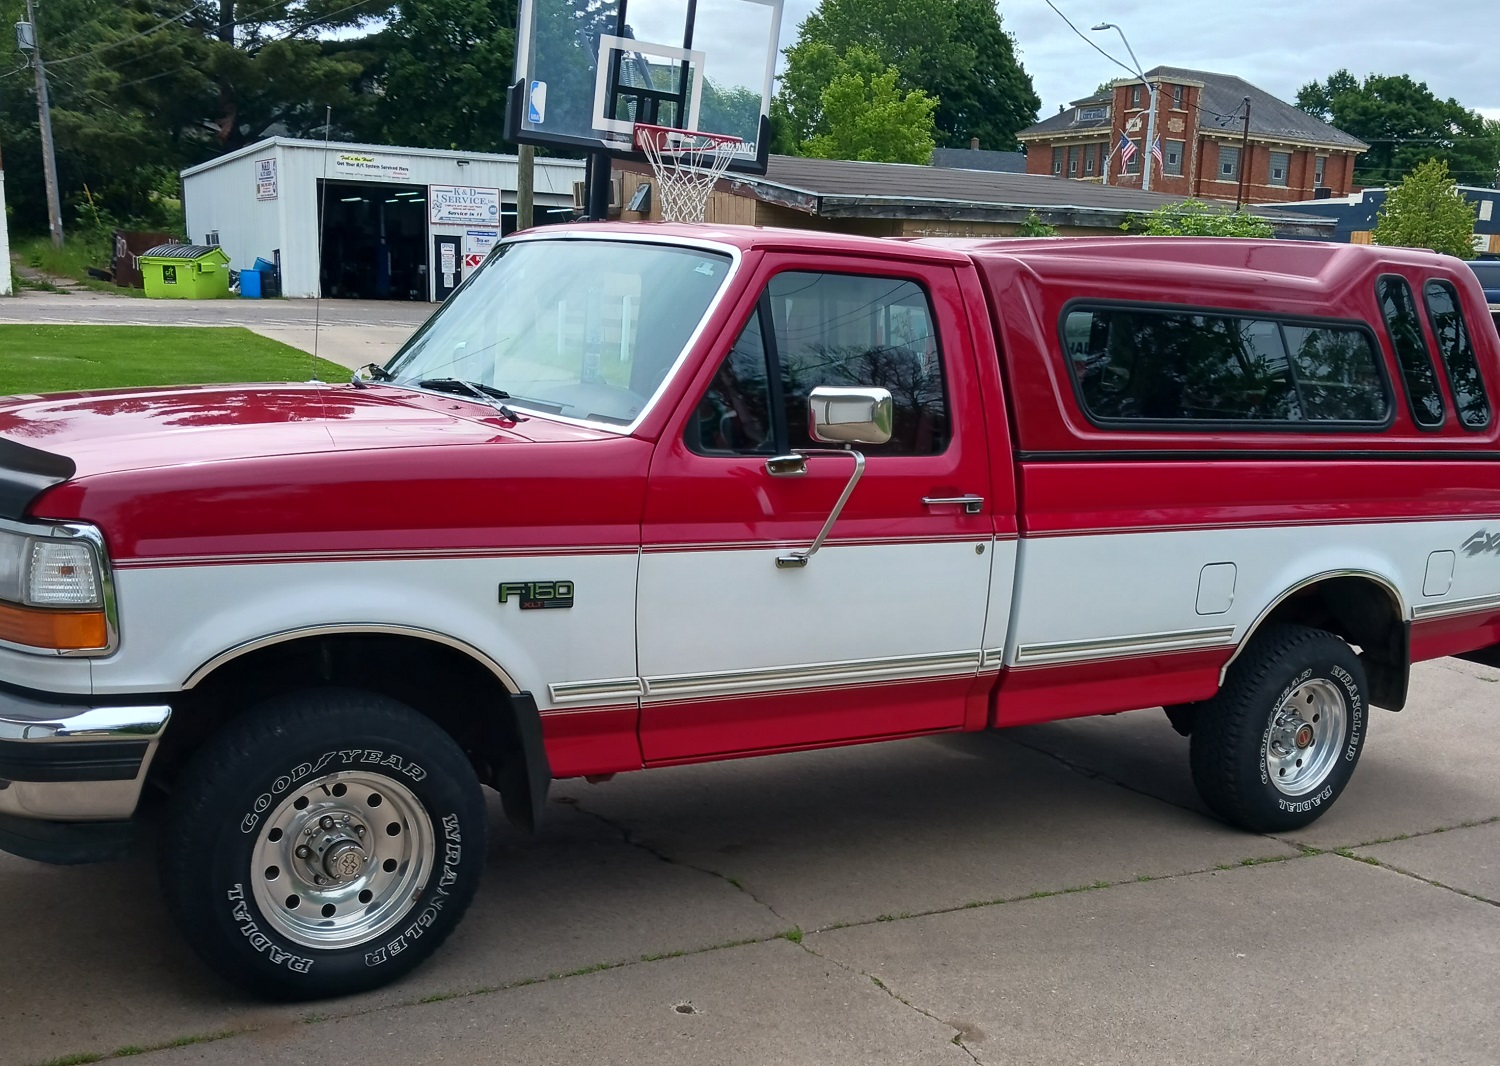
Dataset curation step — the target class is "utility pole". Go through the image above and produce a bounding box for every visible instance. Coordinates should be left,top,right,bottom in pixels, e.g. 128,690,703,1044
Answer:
1235,97,1251,210
1142,77,1159,193
20,1,63,249
0,127,12,295
516,143,535,231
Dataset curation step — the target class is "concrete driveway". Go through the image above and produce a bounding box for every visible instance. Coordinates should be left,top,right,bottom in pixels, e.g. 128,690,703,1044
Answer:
0,289,433,371
4,658,1498,1065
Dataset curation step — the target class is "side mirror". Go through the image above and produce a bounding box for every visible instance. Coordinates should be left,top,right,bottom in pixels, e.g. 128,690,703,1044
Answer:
807,386,893,445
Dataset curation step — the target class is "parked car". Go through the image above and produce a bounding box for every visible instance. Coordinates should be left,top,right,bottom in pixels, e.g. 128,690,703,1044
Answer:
3,225,1499,999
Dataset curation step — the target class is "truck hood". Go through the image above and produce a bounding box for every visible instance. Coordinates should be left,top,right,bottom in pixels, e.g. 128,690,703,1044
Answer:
0,382,545,472
0,382,558,519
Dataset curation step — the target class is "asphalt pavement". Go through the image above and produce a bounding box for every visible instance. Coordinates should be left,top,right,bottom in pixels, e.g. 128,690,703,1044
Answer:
3,658,1498,1066
0,288,432,370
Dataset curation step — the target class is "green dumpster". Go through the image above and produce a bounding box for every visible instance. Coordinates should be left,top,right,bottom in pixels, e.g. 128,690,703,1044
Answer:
140,244,232,299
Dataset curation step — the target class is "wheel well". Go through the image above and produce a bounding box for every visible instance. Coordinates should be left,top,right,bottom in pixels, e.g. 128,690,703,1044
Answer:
154,633,548,829
1243,575,1409,710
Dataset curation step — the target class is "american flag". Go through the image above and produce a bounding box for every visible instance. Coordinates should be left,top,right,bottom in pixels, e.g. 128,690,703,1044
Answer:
1117,133,1137,165
1151,137,1165,169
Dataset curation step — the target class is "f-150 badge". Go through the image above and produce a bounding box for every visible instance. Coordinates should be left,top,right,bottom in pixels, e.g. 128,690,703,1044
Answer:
499,581,575,610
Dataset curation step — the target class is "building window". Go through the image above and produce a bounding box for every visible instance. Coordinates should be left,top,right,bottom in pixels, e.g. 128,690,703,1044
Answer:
1085,144,1097,175
1173,84,1184,109
1268,152,1290,187
1164,140,1184,176
1079,106,1107,122
1315,155,1327,187
1130,85,1141,108
1219,146,1240,180
1062,306,1390,427
1067,145,1079,175
1052,147,1063,175
1124,140,1141,174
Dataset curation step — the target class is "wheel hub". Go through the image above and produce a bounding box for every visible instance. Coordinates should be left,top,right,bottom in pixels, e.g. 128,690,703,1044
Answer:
1264,677,1347,797
249,769,434,950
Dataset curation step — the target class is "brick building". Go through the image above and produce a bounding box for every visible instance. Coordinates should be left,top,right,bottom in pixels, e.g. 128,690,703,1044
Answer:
1016,67,1367,205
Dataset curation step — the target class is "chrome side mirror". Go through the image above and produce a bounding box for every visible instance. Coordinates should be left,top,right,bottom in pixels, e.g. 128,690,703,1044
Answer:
807,386,893,445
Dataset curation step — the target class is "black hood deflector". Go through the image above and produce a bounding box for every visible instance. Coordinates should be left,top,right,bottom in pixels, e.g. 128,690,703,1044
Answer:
0,437,76,520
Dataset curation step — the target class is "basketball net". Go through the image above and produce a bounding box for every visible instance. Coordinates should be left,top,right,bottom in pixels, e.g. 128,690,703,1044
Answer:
634,123,743,223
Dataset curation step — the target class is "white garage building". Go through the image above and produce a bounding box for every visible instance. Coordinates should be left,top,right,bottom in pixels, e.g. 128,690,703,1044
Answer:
181,137,585,301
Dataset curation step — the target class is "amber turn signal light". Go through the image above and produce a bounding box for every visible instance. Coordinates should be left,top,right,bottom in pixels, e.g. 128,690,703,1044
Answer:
0,601,109,651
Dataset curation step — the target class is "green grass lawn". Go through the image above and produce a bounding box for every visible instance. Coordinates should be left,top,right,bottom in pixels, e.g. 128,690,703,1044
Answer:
14,235,145,296
0,325,350,395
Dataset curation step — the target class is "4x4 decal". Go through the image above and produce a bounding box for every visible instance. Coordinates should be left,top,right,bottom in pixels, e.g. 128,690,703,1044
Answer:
1461,530,1500,557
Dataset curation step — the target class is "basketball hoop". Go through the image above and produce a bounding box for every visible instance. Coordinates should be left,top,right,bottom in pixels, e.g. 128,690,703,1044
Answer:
634,123,744,223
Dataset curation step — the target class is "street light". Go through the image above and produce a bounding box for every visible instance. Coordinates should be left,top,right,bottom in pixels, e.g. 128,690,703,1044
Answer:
1093,22,1158,193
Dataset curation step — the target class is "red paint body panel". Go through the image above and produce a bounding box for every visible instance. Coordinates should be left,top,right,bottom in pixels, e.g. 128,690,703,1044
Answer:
21,384,652,561
541,708,644,778
639,676,974,765
995,649,1231,727
1411,609,1500,664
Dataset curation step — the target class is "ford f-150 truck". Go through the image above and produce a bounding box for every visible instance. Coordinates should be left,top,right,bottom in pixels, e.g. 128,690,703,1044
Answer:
3,224,1498,999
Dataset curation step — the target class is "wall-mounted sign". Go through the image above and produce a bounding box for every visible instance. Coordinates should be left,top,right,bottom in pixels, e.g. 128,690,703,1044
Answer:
463,230,499,257
254,158,278,200
331,153,412,181
431,185,502,226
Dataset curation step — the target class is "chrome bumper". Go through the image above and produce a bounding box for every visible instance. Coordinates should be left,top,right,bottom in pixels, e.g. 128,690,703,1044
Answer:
0,692,171,821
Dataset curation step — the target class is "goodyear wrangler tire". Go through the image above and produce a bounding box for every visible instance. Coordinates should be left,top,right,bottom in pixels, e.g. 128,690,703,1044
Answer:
1189,624,1368,833
160,688,486,1000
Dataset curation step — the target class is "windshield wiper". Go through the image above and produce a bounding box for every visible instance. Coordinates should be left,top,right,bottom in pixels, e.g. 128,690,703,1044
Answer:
349,363,394,388
416,377,527,422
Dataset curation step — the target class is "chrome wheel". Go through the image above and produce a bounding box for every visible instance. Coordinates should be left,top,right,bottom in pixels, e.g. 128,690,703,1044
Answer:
1264,677,1346,797
250,770,434,949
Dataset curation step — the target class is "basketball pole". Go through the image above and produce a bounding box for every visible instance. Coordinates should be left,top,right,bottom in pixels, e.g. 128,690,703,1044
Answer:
585,150,612,221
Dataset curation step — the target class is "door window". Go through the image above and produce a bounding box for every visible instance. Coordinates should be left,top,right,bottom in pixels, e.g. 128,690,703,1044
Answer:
1424,280,1491,429
691,272,950,456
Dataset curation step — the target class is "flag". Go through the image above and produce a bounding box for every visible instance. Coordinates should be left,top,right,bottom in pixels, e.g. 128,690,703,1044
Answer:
1151,137,1165,170
1117,134,1137,165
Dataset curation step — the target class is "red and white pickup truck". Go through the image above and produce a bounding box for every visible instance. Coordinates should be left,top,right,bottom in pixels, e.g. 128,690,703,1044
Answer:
3,224,1498,998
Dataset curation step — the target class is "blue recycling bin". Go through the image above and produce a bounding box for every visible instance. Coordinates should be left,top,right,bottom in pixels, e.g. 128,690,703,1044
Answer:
240,269,262,299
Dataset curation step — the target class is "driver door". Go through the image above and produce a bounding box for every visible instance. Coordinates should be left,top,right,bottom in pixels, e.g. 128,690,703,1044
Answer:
636,254,997,762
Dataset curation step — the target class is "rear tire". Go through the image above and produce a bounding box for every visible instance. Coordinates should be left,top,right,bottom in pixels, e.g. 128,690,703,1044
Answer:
160,688,487,1000
1190,624,1368,832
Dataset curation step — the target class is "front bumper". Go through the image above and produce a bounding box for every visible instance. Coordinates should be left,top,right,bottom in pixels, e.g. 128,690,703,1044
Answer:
0,691,171,860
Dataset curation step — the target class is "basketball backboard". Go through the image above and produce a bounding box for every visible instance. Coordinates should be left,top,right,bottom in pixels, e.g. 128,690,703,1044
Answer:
507,0,784,174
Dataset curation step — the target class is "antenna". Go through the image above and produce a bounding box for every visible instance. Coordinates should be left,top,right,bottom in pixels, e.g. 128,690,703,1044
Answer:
312,104,332,382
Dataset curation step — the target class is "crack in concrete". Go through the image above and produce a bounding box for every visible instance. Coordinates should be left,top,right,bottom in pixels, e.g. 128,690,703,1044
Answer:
1268,814,1500,854
554,796,792,922
794,938,982,1064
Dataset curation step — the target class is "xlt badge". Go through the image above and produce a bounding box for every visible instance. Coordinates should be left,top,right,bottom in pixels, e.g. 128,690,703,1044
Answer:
499,580,575,610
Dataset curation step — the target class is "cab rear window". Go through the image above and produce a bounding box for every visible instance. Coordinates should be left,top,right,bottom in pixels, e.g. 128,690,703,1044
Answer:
1062,305,1391,429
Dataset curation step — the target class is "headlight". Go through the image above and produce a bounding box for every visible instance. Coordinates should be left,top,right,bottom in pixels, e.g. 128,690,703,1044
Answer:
0,527,110,652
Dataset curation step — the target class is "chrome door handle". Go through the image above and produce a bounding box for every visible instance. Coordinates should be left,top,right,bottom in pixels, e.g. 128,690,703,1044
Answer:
922,495,984,515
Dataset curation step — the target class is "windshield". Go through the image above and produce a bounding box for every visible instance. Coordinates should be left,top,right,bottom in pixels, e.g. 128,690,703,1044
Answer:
386,239,733,425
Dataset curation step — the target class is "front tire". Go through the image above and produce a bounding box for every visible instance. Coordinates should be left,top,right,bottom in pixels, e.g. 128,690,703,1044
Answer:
1190,624,1368,832
160,689,487,1000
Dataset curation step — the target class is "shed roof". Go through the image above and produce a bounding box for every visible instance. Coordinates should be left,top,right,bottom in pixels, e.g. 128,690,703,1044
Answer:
720,155,1329,232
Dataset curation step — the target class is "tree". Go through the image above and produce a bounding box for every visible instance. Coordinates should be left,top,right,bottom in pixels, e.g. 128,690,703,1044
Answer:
1296,70,1500,188
369,0,518,152
802,54,936,164
775,0,1038,152
1372,159,1476,259
1124,199,1274,238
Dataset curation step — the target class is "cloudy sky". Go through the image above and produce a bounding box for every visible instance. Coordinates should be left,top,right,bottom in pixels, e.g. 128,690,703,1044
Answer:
774,0,1500,121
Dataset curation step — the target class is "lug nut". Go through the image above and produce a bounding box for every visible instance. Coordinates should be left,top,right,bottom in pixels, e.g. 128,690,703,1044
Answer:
314,875,326,885
320,815,336,830
295,845,311,859
355,825,365,836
